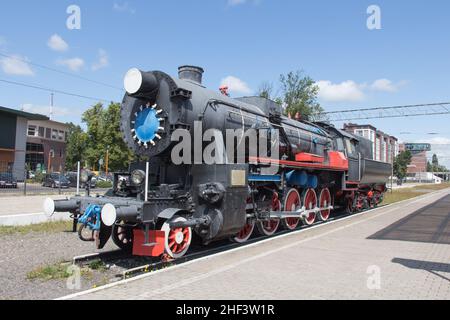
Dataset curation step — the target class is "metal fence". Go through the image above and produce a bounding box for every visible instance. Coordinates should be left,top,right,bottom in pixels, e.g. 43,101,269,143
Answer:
0,161,113,196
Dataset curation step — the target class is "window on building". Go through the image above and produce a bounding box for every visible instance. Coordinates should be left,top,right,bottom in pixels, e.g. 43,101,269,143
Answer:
38,127,45,137
52,129,58,140
26,143,44,153
27,125,37,136
45,128,51,139
25,144,45,171
58,130,64,141
363,130,369,139
375,138,380,161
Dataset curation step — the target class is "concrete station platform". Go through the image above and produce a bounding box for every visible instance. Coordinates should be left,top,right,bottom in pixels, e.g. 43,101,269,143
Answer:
62,188,450,300
0,195,71,226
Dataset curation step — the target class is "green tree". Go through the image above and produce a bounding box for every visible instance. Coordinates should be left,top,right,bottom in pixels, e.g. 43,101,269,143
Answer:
82,102,133,171
428,154,448,172
82,103,104,170
279,70,324,121
432,154,439,168
427,161,433,172
257,81,274,100
65,123,88,171
393,150,412,180
101,102,134,171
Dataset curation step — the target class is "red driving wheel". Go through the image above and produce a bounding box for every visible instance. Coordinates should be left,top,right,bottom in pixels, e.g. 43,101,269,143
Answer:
302,188,317,226
257,194,281,236
281,188,301,230
318,188,332,221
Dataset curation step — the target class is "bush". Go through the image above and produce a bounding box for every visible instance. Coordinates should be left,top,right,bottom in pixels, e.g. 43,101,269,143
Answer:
96,180,113,188
32,172,45,183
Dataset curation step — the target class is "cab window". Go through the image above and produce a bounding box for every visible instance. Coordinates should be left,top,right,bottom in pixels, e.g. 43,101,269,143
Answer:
344,138,357,157
335,138,345,152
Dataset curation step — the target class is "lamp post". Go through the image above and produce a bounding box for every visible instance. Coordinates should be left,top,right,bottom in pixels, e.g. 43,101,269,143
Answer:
105,146,110,176
47,149,54,172
391,148,394,193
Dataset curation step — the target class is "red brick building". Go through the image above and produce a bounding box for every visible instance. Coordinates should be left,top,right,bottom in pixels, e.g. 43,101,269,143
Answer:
398,144,428,174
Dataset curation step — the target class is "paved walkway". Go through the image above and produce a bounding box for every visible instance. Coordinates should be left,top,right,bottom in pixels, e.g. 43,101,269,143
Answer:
63,188,450,300
0,190,106,226
0,195,71,226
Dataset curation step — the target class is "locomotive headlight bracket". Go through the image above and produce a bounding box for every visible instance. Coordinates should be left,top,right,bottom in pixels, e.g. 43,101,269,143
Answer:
131,169,146,186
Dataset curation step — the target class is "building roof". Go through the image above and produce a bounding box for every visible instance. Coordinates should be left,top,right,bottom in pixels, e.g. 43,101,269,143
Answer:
0,105,49,121
344,123,377,131
28,118,70,128
343,122,398,141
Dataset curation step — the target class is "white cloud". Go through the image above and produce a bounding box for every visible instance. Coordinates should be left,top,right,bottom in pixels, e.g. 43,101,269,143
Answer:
317,78,407,102
57,57,84,72
113,2,136,14
0,54,34,76
370,78,407,92
220,76,252,95
47,34,69,52
21,103,76,117
92,49,109,71
317,80,365,102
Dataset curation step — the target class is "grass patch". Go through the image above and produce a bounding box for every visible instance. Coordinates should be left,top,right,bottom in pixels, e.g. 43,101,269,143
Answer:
0,220,73,236
96,181,113,188
27,261,93,281
383,183,450,205
88,259,107,271
27,262,73,280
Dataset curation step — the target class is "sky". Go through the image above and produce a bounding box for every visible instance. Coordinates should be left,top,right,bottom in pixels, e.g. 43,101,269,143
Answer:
1,0,450,166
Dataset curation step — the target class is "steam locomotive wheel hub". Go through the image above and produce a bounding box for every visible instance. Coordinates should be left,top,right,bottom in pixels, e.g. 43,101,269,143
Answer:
112,221,133,251
282,189,301,230
318,188,331,221
175,231,184,244
303,188,317,226
162,216,192,259
257,197,281,236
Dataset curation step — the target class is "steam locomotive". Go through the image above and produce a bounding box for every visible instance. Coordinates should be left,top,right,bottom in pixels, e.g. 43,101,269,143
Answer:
44,66,392,259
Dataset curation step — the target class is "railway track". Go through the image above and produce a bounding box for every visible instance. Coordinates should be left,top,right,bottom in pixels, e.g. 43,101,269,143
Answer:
71,205,387,282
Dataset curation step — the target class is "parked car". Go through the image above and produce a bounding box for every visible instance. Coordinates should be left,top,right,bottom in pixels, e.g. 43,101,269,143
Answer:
97,173,113,182
0,173,18,189
42,173,70,189
65,172,97,189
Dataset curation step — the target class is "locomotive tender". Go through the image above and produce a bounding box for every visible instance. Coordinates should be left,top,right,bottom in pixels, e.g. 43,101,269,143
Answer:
44,66,392,259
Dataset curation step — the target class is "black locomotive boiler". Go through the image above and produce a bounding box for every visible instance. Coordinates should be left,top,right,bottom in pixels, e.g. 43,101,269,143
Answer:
44,66,392,259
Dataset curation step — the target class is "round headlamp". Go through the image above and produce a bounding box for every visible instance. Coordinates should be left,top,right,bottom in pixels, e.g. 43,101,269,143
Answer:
131,169,146,186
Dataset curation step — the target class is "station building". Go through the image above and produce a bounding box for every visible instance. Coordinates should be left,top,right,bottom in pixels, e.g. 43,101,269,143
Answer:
343,123,399,163
0,106,49,179
398,143,428,174
26,119,70,172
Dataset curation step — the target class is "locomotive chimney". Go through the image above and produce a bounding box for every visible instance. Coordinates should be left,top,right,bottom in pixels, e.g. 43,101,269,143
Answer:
178,65,204,84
